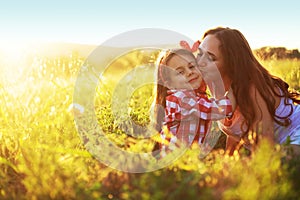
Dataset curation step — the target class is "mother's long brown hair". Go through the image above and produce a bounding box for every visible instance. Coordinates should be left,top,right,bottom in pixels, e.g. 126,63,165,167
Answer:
203,27,300,136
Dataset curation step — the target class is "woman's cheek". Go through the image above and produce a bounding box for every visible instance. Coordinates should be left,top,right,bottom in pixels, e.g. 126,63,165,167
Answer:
203,65,221,81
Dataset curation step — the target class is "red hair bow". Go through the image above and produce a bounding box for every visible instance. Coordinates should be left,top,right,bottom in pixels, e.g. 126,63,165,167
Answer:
180,40,200,52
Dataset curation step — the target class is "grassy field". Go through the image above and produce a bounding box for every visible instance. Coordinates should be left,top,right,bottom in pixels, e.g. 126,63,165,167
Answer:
0,47,300,199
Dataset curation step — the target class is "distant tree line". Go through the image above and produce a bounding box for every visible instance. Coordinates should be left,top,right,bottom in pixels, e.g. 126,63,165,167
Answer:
254,47,300,60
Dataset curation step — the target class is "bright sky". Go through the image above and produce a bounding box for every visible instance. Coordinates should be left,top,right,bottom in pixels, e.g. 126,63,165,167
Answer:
1,0,300,49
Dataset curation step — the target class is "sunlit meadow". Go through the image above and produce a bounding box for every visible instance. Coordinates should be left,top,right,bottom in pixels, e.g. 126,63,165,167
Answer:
0,44,299,200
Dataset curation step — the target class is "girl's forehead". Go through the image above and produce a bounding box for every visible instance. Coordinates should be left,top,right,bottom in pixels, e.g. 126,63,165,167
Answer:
166,56,195,69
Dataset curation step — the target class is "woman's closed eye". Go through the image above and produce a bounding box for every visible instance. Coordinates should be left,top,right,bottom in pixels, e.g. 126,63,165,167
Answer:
198,48,216,61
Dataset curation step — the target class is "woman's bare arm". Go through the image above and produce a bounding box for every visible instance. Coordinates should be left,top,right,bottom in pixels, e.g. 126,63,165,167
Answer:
250,85,275,143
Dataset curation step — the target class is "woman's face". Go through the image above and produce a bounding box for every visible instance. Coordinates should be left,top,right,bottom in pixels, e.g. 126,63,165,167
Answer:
196,35,226,82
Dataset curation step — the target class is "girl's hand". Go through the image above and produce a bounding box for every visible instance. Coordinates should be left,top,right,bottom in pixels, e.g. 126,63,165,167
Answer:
226,87,236,111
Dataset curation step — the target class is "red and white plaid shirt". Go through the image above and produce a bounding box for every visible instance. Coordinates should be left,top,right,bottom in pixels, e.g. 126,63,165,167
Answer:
159,87,232,156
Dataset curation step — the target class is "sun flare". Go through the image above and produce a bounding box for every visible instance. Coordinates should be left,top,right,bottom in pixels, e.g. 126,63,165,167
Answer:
0,41,30,81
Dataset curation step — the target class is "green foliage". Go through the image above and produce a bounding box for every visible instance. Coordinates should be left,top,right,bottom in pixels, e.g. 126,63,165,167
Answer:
260,59,300,90
254,47,300,60
0,50,299,199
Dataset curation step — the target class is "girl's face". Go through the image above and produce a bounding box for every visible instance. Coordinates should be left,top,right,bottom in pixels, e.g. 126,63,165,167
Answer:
196,35,226,82
165,54,202,90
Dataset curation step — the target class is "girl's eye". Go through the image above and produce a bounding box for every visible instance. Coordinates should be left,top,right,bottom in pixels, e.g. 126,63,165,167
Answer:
177,71,184,75
189,65,196,69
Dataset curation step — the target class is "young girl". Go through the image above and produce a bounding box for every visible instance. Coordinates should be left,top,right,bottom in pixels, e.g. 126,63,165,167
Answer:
152,48,234,158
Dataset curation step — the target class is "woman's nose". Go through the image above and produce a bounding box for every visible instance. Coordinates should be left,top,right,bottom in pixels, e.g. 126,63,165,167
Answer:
197,60,206,67
196,56,206,67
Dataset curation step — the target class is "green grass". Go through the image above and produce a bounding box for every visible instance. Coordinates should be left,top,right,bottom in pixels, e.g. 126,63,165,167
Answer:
0,50,299,199
261,59,300,90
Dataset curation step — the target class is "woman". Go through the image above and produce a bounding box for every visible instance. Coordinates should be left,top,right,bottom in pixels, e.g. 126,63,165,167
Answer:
196,27,300,155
